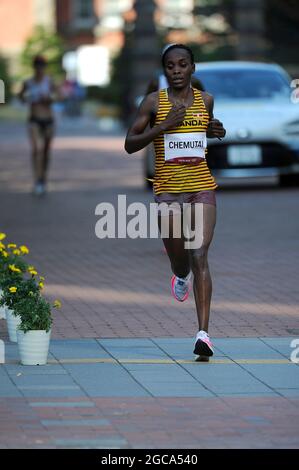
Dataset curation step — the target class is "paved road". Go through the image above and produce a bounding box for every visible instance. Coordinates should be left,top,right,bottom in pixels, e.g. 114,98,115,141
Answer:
0,120,299,449
0,121,298,340
1,337,299,449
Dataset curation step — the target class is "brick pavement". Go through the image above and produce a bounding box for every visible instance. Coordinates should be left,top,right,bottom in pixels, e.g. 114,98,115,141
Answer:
1,396,299,449
0,122,298,340
0,119,299,449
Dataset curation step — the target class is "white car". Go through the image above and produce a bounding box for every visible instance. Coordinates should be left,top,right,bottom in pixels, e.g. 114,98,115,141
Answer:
144,62,299,187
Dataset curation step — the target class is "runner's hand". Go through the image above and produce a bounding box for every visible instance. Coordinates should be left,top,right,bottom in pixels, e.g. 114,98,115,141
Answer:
160,105,186,131
207,118,226,139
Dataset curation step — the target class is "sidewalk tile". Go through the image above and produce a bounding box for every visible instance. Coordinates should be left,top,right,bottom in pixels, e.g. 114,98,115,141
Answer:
140,384,213,397
276,389,299,397
29,401,95,408
50,339,110,359
4,364,67,376
19,388,85,398
260,337,297,358
121,363,214,396
52,438,128,448
62,363,150,397
10,374,80,388
98,338,169,359
213,338,285,359
0,376,22,397
241,364,299,389
41,419,109,427
182,363,273,394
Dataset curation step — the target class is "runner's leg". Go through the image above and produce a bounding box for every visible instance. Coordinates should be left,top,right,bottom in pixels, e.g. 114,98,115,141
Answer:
158,211,190,278
41,123,54,183
28,123,40,183
188,203,216,332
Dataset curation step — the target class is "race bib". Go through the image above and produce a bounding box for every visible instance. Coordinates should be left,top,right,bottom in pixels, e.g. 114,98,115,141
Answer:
164,132,207,164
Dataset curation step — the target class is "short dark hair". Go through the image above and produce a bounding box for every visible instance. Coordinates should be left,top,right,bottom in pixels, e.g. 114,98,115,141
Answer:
33,55,47,67
162,44,194,67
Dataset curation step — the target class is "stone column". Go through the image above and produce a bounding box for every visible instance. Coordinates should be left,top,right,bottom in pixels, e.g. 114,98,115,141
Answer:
128,0,159,114
235,0,266,61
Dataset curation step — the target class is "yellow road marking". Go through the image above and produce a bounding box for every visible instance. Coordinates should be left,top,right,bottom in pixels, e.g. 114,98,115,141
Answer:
234,359,292,364
119,359,175,364
56,358,116,364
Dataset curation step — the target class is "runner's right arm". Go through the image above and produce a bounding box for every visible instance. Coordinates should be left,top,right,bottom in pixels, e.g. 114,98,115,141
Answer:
18,81,27,103
124,92,186,154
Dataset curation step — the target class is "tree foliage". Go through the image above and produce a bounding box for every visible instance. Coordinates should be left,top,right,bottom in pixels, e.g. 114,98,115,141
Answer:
20,25,64,80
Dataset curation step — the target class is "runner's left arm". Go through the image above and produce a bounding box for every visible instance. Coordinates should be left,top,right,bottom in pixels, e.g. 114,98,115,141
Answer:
18,81,27,103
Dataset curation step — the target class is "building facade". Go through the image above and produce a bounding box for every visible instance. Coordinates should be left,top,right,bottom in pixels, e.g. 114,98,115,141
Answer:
0,0,195,61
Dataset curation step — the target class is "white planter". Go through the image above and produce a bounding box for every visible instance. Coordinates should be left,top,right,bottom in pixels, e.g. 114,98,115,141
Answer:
0,288,6,320
6,308,21,342
17,329,51,365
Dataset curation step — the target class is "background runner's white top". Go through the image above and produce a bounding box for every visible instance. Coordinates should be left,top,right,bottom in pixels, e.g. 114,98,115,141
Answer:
25,76,52,104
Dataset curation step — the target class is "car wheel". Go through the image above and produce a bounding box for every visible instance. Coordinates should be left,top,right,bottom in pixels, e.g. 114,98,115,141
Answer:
279,174,299,187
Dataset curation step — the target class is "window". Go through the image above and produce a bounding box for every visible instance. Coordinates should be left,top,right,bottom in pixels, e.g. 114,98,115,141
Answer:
76,0,94,19
73,0,96,29
161,0,193,28
195,69,290,100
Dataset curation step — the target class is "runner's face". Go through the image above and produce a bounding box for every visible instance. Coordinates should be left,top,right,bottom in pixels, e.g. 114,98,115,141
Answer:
163,49,195,89
34,63,46,77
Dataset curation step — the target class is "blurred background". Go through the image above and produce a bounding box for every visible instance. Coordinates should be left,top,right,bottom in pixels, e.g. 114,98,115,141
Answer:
0,0,299,126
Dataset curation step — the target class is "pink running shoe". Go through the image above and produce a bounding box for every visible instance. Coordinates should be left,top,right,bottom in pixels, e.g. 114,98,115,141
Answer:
193,330,214,357
171,274,191,302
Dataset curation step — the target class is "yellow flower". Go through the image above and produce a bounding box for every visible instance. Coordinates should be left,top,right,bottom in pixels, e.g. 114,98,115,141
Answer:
0,242,5,250
7,243,17,249
39,282,44,289
20,245,29,254
9,264,21,273
28,266,38,275
0,233,6,241
9,287,17,293
2,251,8,258
13,249,21,256
39,276,45,281
53,299,62,309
